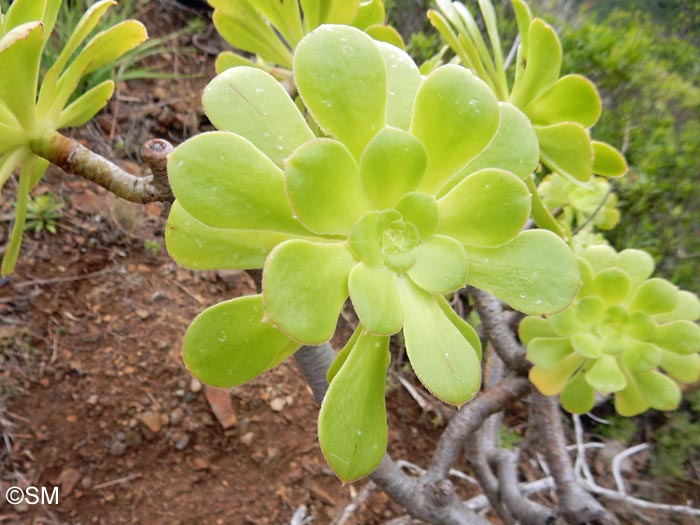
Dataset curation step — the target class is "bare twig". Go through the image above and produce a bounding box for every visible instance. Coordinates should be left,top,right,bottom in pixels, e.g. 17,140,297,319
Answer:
332,481,376,525
612,443,649,495
30,131,174,204
91,473,142,490
572,418,700,517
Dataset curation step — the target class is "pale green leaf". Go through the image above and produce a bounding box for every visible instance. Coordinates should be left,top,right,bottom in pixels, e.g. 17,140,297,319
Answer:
536,122,593,182
1,154,32,275
529,352,584,395
654,291,700,323
0,21,43,130
571,333,602,359
630,278,679,315
352,0,385,30
436,294,482,360
214,50,261,74
394,192,437,238
652,321,700,355
561,371,595,414
165,201,322,270
585,354,627,394
349,263,402,335
285,138,370,235
0,124,26,155
168,131,306,234
359,128,426,209
183,295,299,387
466,230,580,315
659,351,700,384
246,0,304,48
635,370,681,411
593,268,630,305
319,331,389,483
509,18,562,108
53,20,147,114
294,25,386,158
211,0,292,68
622,340,660,373
614,249,655,287
581,244,617,273
519,316,558,344
411,65,499,193
593,141,627,177
438,168,530,247
0,148,26,191
326,326,362,384
376,42,421,131
203,67,314,167
399,277,481,406
524,74,601,128
365,24,405,49
263,241,355,344
348,211,385,267
407,235,467,294
526,337,573,369
445,103,539,194
614,373,648,416
41,0,115,93
57,80,114,128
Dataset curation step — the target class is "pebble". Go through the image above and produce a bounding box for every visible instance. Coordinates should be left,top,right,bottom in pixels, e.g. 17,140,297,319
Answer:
269,397,286,412
190,378,202,393
109,440,127,457
138,411,162,434
240,432,255,447
170,407,185,425
174,433,190,450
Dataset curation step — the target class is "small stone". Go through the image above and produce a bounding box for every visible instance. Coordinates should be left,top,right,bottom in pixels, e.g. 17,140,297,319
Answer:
170,407,185,425
240,432,255,447
193,458,210,471
123,430,142,448
174,433,190,450
138,411,162,434
57,468,81,497
80,476,93,490
87,395,99,405
204,386,237,429
190,378,202,393
39,377,50,388
269,397,286,412
109,440,127,457
267,447,280,460
135,309,150,320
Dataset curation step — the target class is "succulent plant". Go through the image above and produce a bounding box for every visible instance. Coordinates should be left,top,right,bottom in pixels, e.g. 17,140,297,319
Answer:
0,0,146,274
210,0,404,74
539,174,620,233
521,244,700,416
429,0,627,185
166,25,580,482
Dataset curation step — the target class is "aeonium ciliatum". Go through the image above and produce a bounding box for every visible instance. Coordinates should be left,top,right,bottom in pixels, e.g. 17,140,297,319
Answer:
521,244,700,417
165,25,580,482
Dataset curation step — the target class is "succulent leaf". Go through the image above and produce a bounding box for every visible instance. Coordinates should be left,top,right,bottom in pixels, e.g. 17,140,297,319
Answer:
318,331,389,483
183,295,299,388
